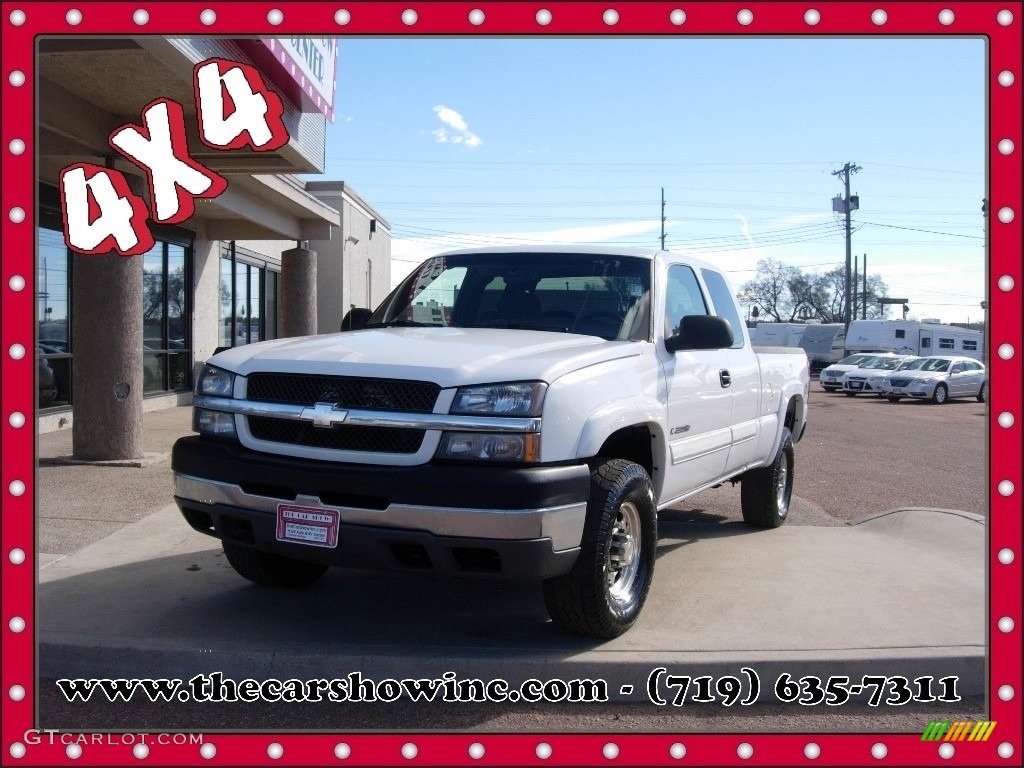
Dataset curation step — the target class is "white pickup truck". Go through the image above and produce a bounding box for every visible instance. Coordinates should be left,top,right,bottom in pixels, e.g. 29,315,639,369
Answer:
173,246,809,637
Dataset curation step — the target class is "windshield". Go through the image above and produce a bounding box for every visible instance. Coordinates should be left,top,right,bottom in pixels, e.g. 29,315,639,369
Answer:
838,353,875,366
861,357,906,370
367,252,653,341
900,358,953,373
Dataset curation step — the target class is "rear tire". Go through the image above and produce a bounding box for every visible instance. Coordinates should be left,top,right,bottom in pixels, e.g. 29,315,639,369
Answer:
977,382,986,403
931,383,948,405
223,542,329,588
543,459,657,638
741,427,794,528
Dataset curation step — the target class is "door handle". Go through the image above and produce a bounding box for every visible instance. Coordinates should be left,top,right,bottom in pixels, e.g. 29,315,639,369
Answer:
720,369,732,388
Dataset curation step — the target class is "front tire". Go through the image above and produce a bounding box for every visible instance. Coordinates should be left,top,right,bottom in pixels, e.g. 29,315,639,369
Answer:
887,396,902,403
543,459,657,638
222,542,329,588
741,427,794,528
977,382,986,403
844,392,857,397
931,383,948,405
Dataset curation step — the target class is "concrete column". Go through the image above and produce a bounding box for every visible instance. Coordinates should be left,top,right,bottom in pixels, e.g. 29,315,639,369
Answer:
280,246,318,337
71,250,144,460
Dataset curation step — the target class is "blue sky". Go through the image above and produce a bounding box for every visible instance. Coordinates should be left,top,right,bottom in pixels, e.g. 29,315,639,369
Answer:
324,37,986,324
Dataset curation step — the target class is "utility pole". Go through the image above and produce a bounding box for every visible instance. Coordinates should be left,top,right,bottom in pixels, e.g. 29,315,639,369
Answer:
660,187,666,250
862,253,867,320
832,162,861,332
853,254,858,320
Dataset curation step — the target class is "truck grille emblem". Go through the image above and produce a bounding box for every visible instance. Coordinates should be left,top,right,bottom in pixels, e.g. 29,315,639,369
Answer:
299,402,349,429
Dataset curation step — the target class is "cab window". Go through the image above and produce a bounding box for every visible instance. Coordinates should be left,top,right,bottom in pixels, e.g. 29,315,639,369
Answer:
664,265,708,338
701,268,745,349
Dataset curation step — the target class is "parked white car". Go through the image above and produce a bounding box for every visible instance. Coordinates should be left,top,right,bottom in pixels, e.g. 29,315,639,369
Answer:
880,356,987,404
819,353,893,392
842,356,918,396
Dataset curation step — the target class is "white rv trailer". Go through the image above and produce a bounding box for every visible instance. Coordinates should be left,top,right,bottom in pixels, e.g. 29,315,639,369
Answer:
750,322,808,348
797,323,847,372
845,319,984,361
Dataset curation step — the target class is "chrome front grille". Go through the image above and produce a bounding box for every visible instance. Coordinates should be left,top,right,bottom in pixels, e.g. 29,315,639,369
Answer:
248,416,425,454
889,378,912,388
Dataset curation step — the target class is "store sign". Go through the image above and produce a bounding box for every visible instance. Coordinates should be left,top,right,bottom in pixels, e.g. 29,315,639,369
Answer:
59,58,291,257
261,38,338,121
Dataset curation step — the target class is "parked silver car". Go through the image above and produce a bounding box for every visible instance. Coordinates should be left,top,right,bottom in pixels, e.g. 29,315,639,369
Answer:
880,356,987,404
819,353,894,392
842,355,918,396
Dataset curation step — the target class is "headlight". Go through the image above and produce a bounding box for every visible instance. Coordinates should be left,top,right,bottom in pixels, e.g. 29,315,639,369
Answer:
193,408,237,439
450,382,547,416
196,364,236,397
436,432,540,462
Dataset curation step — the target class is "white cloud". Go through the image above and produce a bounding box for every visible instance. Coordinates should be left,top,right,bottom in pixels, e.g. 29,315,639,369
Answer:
432,105,483,148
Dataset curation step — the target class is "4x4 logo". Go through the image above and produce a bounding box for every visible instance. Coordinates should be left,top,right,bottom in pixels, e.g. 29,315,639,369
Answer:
59,57,290,257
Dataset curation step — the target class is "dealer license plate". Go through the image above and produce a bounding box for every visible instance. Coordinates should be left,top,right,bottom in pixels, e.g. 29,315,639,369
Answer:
890,387,903,394
276,504,340,548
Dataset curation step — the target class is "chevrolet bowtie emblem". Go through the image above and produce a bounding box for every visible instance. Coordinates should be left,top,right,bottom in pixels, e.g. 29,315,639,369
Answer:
299,402,349,429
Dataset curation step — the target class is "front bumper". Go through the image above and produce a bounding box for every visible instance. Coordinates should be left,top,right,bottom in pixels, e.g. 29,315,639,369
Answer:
172,436,589,580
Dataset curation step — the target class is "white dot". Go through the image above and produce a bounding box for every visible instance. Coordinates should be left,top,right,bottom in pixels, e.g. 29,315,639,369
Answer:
603,9,619,25
468,743,485,760
669,743,686,759
998,343,1015,360
805,9,821,25
737,9,753,25
998,616,1015,632
997,9,1014,25
939,743,955,759
65,9,82,25
9,480,25,497
402,9,417,25
997,140,1015,158
998,742,1015,758
998,547,1015,564
469,9,484,25
871,9,887,24
9,743,26,759
200,8,216,25
872,743,888,759
603,743,619,759
999,275,1016,291
402,743,417,759
133,9,149,25
536,9,552,25
10,343,26,360
9,9,25,25
998,684,1015,701
134,743,149,759
938,9,954,25
9,70,26,87
9,684,25,701
998,207,1015,223
998,71,1015,87
200,743,216,759
268,9,284,24
9,412,26,428
9,206,25,223
9,274,25,291
737,743,753,759
267,743,283,759
9,548,26,564
66,743,82,759
536,743,552,759
10,616,27,633
805,743,821,759
8,138,25,155
335,9,351,25
669,9,686,25
998,480,1015,496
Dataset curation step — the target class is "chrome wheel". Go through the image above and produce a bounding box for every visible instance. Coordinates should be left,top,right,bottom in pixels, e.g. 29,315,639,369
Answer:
775,449,791,519
606,501,642,607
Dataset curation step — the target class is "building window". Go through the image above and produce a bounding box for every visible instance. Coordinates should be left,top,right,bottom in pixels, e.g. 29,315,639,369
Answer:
37,220,72,409
895,329,905,339
142,240,193,394
921,337,932,349
220,242,280,348
962,340,978,351
939,337,955,349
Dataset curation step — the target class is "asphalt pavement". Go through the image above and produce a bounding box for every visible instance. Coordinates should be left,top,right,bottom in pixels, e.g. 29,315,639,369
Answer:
33,405,987,715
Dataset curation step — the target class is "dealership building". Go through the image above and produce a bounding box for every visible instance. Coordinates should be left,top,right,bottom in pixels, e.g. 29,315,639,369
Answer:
36,36,391,458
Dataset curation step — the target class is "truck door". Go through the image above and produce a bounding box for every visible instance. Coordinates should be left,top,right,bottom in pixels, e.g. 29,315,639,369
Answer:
659,264,733,500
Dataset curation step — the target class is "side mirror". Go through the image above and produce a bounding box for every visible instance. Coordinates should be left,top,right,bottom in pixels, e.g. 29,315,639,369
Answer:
665,315,734,353
341,307,373,332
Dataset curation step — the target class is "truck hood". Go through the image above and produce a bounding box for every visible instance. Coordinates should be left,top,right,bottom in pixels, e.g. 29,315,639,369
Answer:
210,328,642,388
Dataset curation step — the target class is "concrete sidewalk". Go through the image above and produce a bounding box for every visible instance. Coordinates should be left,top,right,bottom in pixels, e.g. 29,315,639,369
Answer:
35,406,986,702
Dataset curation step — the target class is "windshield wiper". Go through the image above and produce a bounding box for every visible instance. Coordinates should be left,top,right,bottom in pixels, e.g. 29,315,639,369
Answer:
472,322,572,332
364,319,432,328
